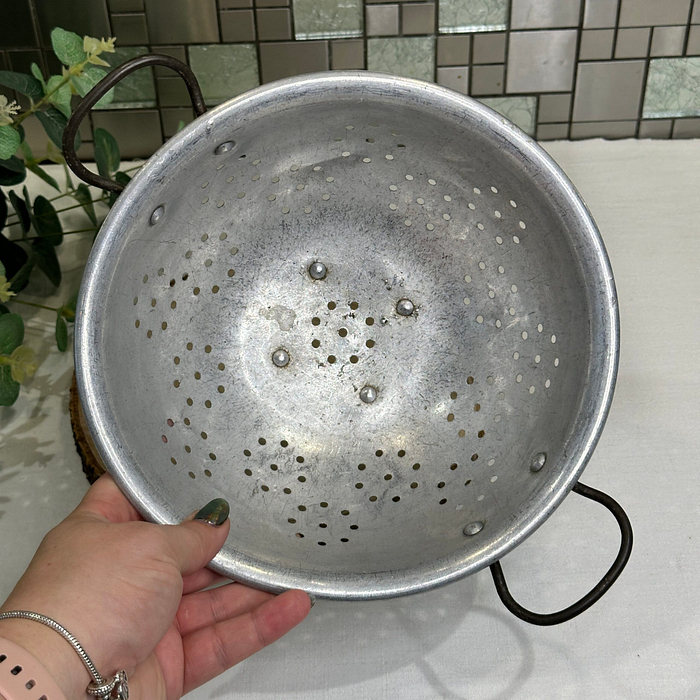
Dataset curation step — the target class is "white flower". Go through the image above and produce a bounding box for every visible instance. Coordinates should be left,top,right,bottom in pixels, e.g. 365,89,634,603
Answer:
0,95,20,127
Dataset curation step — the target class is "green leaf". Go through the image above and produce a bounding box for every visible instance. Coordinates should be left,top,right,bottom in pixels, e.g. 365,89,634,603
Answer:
30,63,46,91
72,66,114,107
27,163,61,192
32,196,63,245
0,156,26,186
63,288,79,322
94,128,120,180
0,126,20,160
0,190,6,230
0,304,9,315
74,184,96,224
108,170,131,207
8,190,30,234
0,312,24,353
0,364,20,406
36,107,80,151
0,232,29,282
31,238,61,286
51,28,87,67
45,75,72,118
8,253,34,293
0,70,43,100
55,313,68,352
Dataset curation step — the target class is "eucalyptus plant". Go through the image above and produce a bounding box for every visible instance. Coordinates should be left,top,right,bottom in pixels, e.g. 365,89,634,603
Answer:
0,27,134,406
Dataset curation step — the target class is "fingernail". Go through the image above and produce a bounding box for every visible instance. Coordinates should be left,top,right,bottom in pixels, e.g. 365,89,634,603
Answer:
194,498,230,526
308,594,316,608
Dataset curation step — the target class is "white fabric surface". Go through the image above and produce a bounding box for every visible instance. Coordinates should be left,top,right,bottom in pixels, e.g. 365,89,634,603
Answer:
1,140,699,699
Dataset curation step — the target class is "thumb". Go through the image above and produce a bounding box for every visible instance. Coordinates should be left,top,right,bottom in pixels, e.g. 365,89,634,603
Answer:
162,498,231,576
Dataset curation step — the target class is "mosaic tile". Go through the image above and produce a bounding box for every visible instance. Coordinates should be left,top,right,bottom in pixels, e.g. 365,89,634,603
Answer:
293,0,363,40
643,57,700,118
189,44,259,106
438,0,508,34
367,37,435,81
99,46,156,109
480,95,538,135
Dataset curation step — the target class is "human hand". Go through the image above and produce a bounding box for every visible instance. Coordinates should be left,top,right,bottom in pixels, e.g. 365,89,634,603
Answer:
0,474,311,699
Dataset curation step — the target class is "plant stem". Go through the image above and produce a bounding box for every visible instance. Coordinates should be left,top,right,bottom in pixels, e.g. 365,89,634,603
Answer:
5,199,105,224
13,65,84,127
22,227,97,241
12,299,60,312
121,163,145,174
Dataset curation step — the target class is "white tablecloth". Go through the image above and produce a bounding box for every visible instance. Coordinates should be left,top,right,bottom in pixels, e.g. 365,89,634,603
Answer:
2,141,699,699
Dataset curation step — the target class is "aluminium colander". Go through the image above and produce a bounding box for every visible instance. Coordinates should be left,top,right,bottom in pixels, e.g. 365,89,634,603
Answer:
65,55,632,624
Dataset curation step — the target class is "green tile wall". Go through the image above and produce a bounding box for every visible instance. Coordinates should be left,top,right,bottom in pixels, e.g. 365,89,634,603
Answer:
4,0,700,157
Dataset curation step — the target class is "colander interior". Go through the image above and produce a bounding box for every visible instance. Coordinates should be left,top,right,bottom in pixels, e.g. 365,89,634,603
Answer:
77,73,617,599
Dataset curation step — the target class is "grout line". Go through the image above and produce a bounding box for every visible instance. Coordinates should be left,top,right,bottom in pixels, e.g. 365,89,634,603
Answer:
684,0,696,55
565,0,588,139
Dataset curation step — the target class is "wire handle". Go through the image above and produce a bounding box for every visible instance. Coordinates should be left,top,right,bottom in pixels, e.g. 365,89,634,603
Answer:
63,54,207,193
490,481,633,626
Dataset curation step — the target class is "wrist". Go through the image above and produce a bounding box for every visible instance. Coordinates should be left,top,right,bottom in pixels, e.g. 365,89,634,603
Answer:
0,619,89,700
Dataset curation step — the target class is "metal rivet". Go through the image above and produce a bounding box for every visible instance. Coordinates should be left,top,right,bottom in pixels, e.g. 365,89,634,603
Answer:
215,141,235,155
530,452,546,472
309,262,327,280
463,521,483,536
359,386,377,403
150,205,164,225
272,349,290,367
396,299,414,316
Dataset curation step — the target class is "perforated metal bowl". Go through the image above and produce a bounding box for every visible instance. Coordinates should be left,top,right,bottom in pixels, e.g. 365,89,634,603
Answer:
68,59,630,614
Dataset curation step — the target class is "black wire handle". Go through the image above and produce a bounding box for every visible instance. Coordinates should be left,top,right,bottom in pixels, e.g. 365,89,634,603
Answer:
63,54,207,193
490,482,633,626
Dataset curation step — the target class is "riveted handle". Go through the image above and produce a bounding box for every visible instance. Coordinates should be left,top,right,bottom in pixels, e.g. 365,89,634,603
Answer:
490,482,633,626
63,54,207,193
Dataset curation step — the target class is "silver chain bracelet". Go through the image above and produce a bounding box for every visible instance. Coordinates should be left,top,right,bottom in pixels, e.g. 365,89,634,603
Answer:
0,611,128,700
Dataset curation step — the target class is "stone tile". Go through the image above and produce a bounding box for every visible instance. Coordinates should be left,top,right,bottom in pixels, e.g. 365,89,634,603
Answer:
650,26,686,57
437,66,469,94
638,119,673,138
0,0,36,48
293,0,363,40
367,37,435,81
480,96,538,135
507,30,577,93
570,121,637,138
471,64,504,95
437,35,470,66
583,0,619,28
573,60,645,120
219,0,253,6
579,29,614,60
110,14,149,45
538,93,572,122
144,0,219,44
537,123,569,139
672,117,700,137
257,0,288,6
615,27,650,58
100,46,156,109
35,0,110,46
157,76,192,106
511,0,581,29
189,44,259,104
402,3,435,35
438,0,507,33
259,40,328,82
473,32,506,64
618,0,690,26
220,10,256,42
331,40,364,69
643,57,700,117
257,8,292,41
366,5,399,36
108,0,144,11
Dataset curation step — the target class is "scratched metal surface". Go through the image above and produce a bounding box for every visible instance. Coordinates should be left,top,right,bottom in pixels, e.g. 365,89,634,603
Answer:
74,73,617,599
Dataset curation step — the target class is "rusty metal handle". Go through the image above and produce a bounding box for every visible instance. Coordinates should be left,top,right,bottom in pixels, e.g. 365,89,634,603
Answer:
490,482,633,626
63,54,206,193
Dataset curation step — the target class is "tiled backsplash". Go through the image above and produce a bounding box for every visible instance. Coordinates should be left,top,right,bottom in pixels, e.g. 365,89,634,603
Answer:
4,0,700,158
